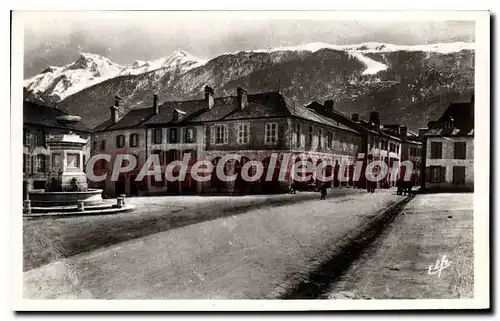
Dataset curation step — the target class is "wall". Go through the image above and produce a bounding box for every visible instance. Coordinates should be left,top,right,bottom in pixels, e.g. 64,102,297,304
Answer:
146,125,205,195
90,127,148,197
424,136,474,190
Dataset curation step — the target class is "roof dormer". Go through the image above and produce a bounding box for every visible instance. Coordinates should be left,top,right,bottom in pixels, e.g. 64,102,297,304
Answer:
173,109,186,121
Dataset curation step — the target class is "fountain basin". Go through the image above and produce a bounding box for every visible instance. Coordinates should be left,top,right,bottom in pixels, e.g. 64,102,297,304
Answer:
28,189,103,207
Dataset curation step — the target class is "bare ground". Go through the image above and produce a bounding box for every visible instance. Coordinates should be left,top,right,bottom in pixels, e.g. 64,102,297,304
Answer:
326,193,474,299
24,190,403,299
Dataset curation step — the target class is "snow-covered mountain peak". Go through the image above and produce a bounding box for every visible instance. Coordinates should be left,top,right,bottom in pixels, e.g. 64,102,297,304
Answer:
162,50,207,69
24,50,208,103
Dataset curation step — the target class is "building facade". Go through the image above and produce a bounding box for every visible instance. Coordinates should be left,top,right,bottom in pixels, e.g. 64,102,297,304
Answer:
420,96,474,191
91,96,154,197
91,87,365,196
309,102,403,189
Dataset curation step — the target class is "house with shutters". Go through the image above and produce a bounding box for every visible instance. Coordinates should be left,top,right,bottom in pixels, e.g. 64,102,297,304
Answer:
142,85,364,195
23,101,92,200
420,95,474,191
306,102,404,189
381,125,422,186
197,86,363,194
91,95,156,197
89,85,374,196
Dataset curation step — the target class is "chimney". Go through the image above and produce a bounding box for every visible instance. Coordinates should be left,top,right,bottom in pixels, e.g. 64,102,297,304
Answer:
351,113,359,122
399,126,407,139
153,94,159,115
237,87,248,110
204,85,214,109
369,111,380,130
324,100,334,115
110,95,122,124
418,128,428,137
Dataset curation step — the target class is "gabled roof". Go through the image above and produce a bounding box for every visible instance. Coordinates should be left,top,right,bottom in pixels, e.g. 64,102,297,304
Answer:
93,107,154,132
145,99,209,125
422,99,474,137
306,102,374,135
144,91,359,134
23,101,91,132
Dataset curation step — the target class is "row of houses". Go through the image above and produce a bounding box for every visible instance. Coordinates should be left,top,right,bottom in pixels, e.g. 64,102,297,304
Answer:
89,86,419,196
22,86,473,198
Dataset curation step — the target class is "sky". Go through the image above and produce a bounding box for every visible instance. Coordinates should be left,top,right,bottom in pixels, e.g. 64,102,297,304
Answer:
20,11,476,78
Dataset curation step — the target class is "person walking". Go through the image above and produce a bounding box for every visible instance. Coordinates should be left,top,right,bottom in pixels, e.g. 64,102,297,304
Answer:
320,184,327,200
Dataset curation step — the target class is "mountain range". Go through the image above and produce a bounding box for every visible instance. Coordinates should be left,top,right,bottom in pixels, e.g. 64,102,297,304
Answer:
23,42,475,131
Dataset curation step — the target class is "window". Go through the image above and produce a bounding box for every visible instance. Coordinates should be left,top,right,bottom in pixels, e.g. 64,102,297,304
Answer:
430,142,443,159
237,123,250,144
34,154,46,173
129,134,139,147
211,125,228,145
293,123,301,147
116,135,125,148
265,123,278,144
153,128,162,144
318,129,324,149
169,128,179,143
23,154,31,173
100,140,106,151
453,166,466,185
36,129,45,146
328,131,334,148
308,125,313,145
151,150,163,165
429,166,444,183
454,142,466,159
93,141,98,151
185,127,196,143
23,129,29,146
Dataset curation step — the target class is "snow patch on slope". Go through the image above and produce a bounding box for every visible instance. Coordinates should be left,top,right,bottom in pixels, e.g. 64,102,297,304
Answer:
248,41,474,55
244,41,474,76
347,51,387,75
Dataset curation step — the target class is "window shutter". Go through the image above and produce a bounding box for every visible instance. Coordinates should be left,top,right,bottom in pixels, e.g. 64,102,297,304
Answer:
24,154,31,173
210,125,215,144
440,166,446,183
223,125,229,144
26,131,33,147
44,155,50,173
425,166,431,182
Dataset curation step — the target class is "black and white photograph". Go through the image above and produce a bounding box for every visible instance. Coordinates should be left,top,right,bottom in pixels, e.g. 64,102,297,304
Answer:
10,10,490,311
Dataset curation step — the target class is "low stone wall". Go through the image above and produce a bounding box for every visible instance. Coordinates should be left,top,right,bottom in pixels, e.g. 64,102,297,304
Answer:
28,189,103,207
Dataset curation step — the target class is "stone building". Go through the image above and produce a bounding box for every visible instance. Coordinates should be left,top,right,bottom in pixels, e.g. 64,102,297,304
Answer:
92,96,155,197
381,125,422,186
145,86,363,194
23,101,91,200
420,96,474,191
308,102,403,189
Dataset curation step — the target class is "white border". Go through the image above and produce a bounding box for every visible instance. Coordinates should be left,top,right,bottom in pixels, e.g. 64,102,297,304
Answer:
10,10,490,311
